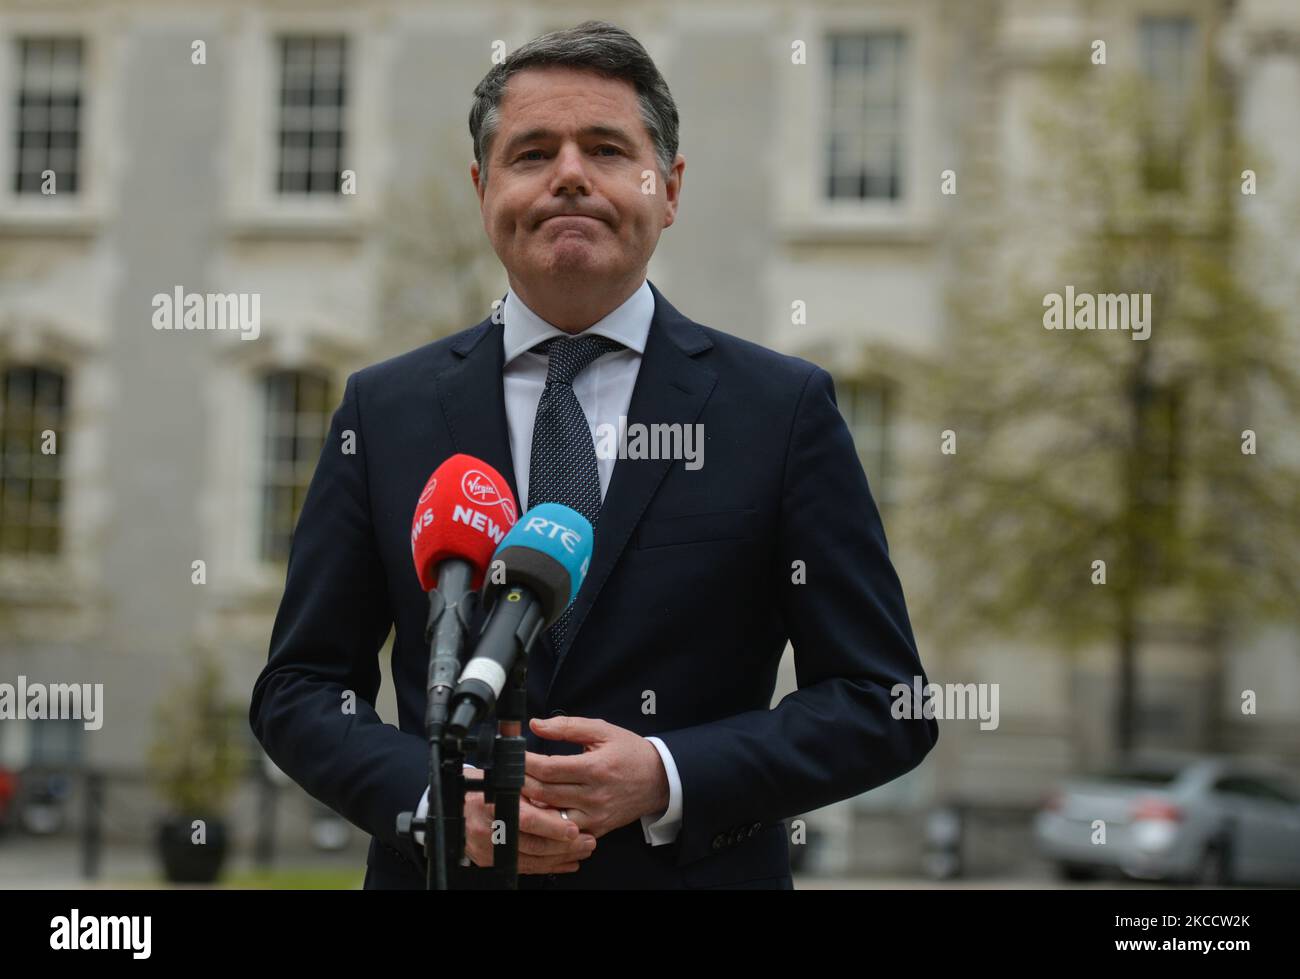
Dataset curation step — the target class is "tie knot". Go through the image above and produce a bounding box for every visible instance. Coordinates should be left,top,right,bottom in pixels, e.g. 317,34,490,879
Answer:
537,334,625,386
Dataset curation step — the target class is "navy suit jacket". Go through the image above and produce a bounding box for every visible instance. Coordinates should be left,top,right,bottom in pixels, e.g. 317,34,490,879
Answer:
249,280,937,889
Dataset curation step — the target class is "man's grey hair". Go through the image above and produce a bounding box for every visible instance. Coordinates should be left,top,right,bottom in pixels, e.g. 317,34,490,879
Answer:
468,20,679,188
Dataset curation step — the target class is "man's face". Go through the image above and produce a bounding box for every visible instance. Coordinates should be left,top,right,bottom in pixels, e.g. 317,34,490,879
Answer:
471,66,683,291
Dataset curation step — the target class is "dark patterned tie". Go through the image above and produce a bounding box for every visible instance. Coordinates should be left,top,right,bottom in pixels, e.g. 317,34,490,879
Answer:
527,333,625,651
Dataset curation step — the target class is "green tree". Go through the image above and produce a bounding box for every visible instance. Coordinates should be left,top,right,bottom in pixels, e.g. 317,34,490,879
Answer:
903,58,1300,759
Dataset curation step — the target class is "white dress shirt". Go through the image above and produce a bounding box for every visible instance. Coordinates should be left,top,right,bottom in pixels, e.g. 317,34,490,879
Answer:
414,277,684,849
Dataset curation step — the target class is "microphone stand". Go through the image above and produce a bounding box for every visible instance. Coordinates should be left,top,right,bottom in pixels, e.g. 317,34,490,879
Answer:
396,560,478,890
398,578,541,890
480,658,528,889
449,583,540,889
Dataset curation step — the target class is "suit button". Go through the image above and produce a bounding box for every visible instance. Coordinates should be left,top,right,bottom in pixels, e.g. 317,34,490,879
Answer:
712,834,727,850
748,822,761,836
548,709,567,717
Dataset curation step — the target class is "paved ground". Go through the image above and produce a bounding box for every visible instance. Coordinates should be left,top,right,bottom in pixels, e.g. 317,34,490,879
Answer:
795,876,1167,889
0,837,367,889
0,837,1188,890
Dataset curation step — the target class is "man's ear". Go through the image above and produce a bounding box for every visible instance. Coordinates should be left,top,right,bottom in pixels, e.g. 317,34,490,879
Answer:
662,153,685,229
471,159,484,204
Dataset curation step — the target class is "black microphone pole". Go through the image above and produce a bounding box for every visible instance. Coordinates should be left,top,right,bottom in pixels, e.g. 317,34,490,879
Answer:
488,657,530,889
419,558,478,889
447,584,546,889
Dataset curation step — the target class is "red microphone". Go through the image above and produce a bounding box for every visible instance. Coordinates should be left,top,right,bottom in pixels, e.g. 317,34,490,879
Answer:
407,454,519,886
411,454,518,592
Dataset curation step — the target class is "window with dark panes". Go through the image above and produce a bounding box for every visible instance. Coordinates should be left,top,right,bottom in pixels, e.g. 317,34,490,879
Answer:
277,36,347,195
0,365,66,555
838,377,896,507
13,38,82,195
826,32,906,201
1139,16,1197,193
260,369,333,562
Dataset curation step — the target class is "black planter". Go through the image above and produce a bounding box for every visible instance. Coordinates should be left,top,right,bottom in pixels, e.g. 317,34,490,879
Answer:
157,816,229,884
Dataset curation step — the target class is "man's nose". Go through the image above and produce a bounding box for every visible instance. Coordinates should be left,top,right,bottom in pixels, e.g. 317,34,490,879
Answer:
549,142,593,195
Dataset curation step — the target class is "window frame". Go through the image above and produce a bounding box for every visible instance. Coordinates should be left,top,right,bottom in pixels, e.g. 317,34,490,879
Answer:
274,34,349,198
835,374,897,509
0,9,117,232
775,5,937,243
223,10,381,235
1136,13,1200,194
0,361,67,557
824,31,908,203
257,366,335,566
11,36,84,198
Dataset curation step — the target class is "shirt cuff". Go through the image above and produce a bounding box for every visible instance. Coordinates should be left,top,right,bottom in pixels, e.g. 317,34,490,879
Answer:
640,736,683,846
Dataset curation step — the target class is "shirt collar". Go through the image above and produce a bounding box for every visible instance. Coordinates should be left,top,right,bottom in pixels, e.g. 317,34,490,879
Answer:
501,278,653,366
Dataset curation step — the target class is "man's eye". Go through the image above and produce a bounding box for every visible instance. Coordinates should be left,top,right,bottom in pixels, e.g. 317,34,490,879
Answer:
514,146,619,162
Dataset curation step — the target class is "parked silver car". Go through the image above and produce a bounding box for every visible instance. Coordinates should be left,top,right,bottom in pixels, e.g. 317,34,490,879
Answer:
1034,754,1300,885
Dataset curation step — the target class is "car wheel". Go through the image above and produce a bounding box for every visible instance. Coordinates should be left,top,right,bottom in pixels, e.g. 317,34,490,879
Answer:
1055,861,1100,882
1195,840,1232,887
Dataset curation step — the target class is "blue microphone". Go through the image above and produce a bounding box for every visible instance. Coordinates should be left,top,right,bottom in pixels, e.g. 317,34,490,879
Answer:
446,504,593,737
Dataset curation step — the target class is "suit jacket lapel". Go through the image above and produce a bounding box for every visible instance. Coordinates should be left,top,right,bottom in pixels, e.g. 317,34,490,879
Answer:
434,309,566,667
544,282,717,701
434,312,522,509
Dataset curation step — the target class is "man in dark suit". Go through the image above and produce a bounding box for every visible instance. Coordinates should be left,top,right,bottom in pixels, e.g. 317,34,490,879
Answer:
250,20,937,890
